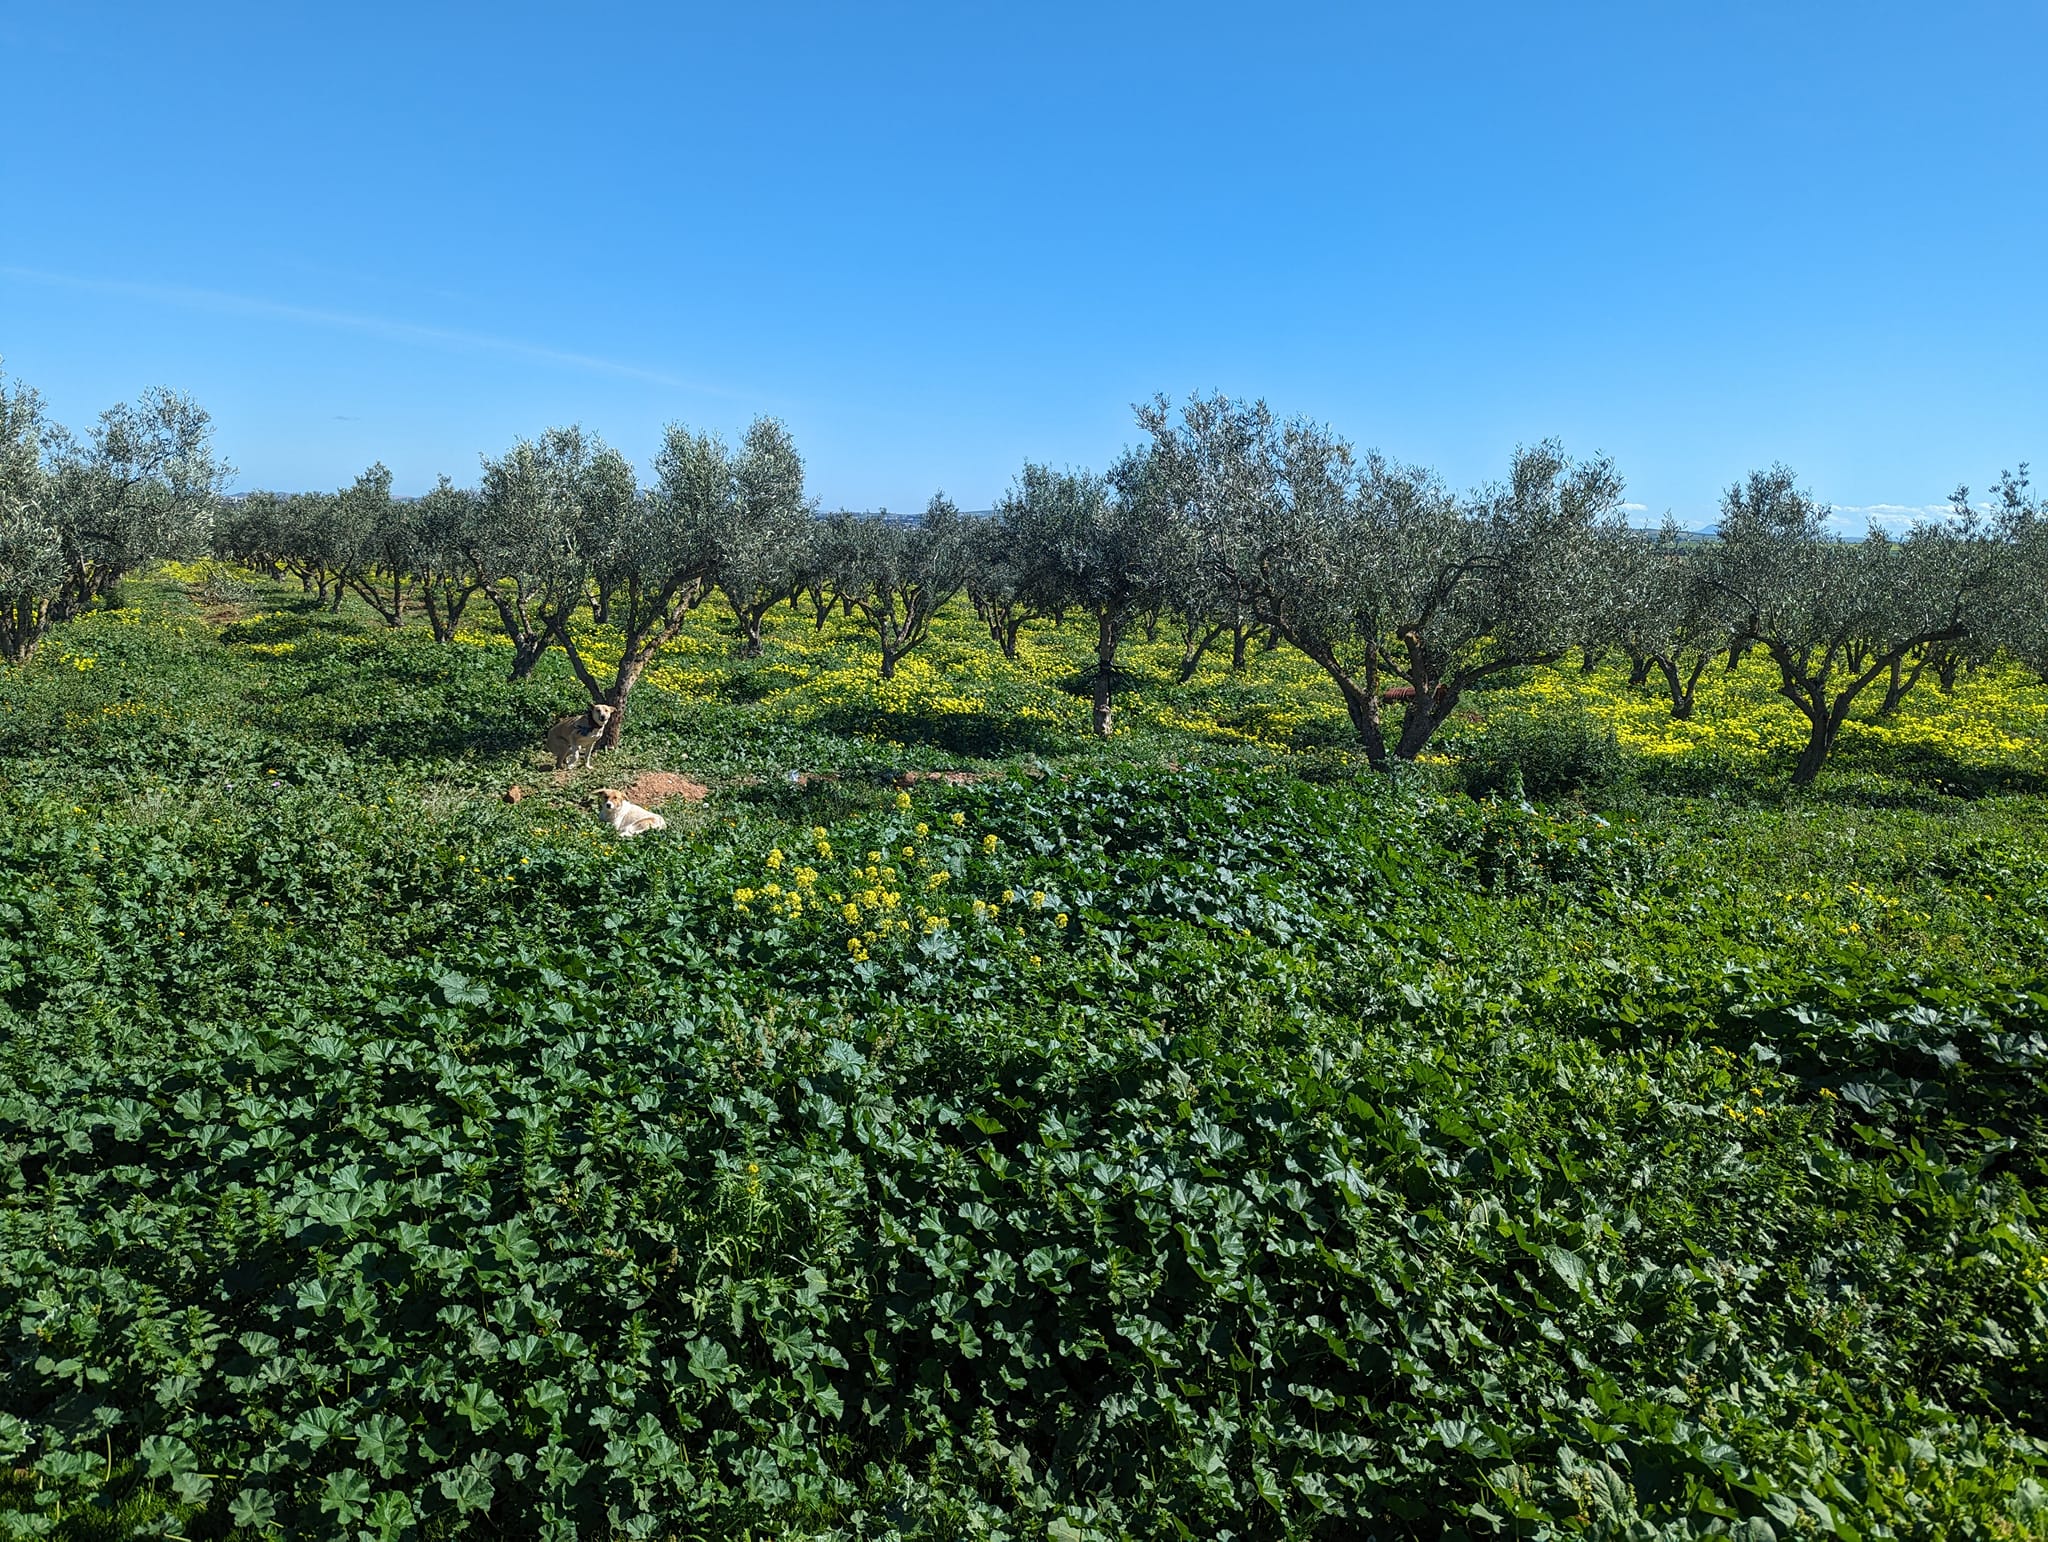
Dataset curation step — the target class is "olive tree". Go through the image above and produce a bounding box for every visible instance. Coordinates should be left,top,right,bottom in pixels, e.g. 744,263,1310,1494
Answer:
212,491,293,582
1707,466,2000,784
1001,458,1173,736
794,511,862,630
1,376,227,662
1148,391,1623,766
1138,395,1287,681
44,386,228,616
547,423,720,746
472,426,635,680
1963,466,2046,683
1370,442,1626,759
1138,393,1410,758
1612,522,1737,719
415,477,483,643
965,508,1057,660
263,492,347,601
1156,477,1260,680
707,418,812,656
0,369,61,664
337,463,423,626
835,496,976,680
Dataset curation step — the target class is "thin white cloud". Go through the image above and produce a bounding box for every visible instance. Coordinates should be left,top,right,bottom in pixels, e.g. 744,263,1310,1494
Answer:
1832,502,1959,518
1824,500,1992,533
0,264,742,398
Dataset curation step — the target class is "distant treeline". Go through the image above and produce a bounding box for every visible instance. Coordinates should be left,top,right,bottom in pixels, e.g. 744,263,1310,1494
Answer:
3,369,2043,783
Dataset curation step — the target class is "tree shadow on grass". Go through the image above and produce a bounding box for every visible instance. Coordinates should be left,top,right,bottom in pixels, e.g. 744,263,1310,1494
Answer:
218,598,374,647
800,705,1073,760
1809,757,2048,811
720,775,902,824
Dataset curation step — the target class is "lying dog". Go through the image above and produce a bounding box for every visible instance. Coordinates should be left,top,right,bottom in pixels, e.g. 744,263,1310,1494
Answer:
547,702,616,770
596,788,666,838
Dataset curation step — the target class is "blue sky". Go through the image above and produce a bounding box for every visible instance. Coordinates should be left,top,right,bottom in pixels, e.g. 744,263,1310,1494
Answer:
2,2,2043,528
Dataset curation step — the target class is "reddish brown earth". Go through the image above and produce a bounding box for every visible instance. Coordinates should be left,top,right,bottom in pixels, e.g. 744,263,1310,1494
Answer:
619,771,711,807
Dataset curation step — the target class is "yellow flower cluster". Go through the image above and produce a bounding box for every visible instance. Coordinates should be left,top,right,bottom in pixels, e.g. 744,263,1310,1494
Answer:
1475,657,2048,778
715,808,1072,963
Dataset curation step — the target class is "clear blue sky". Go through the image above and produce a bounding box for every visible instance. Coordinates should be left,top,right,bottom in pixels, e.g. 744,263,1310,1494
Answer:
3,2,2042,527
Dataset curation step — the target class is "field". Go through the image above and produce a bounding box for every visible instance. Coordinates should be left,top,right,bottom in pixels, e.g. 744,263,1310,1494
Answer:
2,569,2046,1540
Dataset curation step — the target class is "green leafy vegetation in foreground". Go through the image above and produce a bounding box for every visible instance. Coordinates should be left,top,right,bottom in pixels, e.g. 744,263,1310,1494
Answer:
1,578,2046,1540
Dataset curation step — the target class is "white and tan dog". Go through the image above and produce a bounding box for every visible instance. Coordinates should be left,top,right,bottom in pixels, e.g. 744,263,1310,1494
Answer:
596,788,666,838
547,703,616,770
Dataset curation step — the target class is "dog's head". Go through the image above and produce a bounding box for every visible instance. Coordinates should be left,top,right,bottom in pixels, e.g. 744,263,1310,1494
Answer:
583,703,616,734
596,788,626,815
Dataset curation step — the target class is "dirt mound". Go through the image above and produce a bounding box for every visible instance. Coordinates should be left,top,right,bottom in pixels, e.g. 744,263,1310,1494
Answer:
620,771,711,807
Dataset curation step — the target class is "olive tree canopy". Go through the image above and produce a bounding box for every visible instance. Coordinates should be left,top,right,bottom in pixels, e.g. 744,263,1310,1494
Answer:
45,386,229,615
1974,466,2048,681
0,370,61,664
335,463,419,626
1608,522,1736,719
549,424,709,744
472,426,635,680
2,374,226,665
834,496,976,681
1706,466,2002,784
1001,459,1171,736
414,477,483,643
966,506,1057,661
706,418,812,656
1144,392,1624,767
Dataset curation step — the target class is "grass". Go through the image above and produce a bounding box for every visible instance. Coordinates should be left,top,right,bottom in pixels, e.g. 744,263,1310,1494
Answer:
0,570,2044,1540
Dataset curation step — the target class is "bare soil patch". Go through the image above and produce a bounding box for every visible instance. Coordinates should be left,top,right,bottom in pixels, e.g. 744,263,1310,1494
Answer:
619,771,711,807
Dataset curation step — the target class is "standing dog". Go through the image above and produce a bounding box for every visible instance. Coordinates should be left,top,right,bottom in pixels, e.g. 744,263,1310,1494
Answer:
547,703,616,770
596,788,666,838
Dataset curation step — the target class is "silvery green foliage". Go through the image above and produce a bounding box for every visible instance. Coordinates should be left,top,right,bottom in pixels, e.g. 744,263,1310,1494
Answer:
474,426,636,680
1975,466,2048,678
1378,440,1628,757
1139,423,1266,681
413,477,484,642
1,376,225,663
965,506,1054,660
1140,393,1624,766
802,509,868,625
337,463,420,625
998,458,1170,735
710,418,813,656
211,491,289,578
531,420,719,741
1610,521,1738,719
0,369,62,664
43,386,229,615
1707,466,2003,783
278,492,349,601
835,494,976,679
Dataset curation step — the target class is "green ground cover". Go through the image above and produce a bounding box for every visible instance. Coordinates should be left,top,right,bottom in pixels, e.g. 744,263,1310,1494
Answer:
2,574,2045,1539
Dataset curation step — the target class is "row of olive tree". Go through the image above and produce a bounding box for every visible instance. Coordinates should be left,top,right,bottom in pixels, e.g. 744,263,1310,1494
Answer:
186,396,2048,781
1142,394,2041,783
10,359,2042,784
0,364,229,663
